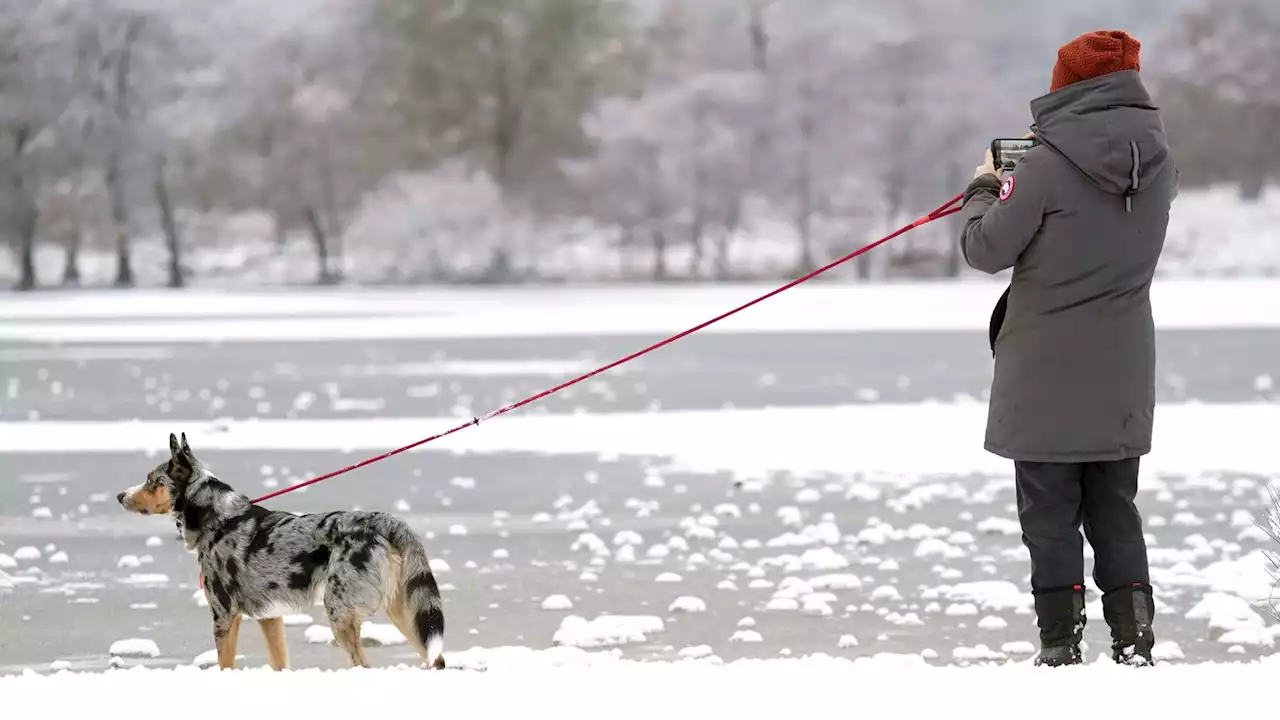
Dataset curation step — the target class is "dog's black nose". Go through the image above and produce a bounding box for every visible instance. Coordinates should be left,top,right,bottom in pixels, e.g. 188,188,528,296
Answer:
117,492,126,505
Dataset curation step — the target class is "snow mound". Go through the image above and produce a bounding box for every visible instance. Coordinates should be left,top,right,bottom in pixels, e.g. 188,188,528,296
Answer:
109,639,160,658
552,615,664,648
303,623,407,647
541,595,574,611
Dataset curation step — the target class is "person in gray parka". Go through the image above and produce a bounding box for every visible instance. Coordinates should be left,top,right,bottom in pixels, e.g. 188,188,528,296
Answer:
959,30,1177,668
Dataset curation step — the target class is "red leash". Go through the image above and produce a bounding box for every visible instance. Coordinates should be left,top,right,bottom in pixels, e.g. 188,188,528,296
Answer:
248,193,964,507
196,194,961,590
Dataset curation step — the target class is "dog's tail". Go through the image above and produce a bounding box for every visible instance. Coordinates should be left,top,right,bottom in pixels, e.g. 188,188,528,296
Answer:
378,514,446,669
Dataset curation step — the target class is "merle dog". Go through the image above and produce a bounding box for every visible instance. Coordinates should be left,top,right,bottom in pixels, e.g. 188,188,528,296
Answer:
117,433,446,670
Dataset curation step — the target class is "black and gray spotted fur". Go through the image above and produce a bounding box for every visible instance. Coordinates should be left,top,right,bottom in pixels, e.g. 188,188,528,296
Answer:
117,433,446,669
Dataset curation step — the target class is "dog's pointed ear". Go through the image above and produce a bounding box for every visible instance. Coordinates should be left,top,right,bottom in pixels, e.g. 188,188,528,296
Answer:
170,431,193,470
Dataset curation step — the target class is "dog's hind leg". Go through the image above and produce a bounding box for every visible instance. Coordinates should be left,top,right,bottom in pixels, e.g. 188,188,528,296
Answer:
257,617,289,671
214,613,243,670
384,551,440,669
329,612,369,668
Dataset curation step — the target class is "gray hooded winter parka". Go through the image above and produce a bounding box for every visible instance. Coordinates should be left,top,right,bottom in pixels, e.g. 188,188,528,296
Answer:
959,69,1179,463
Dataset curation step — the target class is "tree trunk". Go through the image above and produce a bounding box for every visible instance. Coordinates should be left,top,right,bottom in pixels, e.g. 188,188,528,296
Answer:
794,81,816,277
687,95,709,278
10,125,37,291
272,212,288,250
106,155,134,288
107,16,145,289
304,205,337,285
748,1,769,72
714,199,741,281
62,231,82,286
652,227,668,281
155,154,183,288
63,166,88,287
485,48,520,283
15,210,37,292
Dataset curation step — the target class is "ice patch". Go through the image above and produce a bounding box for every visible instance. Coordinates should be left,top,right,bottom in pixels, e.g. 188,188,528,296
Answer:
118,573,170,586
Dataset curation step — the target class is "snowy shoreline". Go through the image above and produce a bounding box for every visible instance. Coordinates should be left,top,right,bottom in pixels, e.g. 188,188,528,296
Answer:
0,651,1274,719
1,402,1276,478
2,278,1280,343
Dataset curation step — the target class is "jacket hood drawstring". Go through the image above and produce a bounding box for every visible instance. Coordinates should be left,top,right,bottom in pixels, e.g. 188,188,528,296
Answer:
1125,141,1140,213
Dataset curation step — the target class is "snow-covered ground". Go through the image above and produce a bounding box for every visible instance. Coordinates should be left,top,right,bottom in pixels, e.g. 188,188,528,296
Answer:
2,184,1279,287
1,650,1277,719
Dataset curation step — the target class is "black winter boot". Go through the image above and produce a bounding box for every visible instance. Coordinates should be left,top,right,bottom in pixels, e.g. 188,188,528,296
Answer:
1032,586,1085,667
1102,583,1156,666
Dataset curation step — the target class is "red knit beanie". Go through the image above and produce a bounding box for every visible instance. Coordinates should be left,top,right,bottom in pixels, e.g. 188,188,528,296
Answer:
1050,30,1141,92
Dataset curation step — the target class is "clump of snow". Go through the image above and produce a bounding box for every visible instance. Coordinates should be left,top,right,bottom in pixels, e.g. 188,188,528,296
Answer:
668,596,707,613
48,551,69,564
730,630,763,643
1001,641,1036,655
303,623,406,647
655,572,682,583
541,595,574,611
870,585,901,602
553,615,664,648
14,546,40,561
976,517,1021,535
952,644,1006,662
283,614,313,626
1185,592,1265,639
109,639,160,658
838,635,859,648
766,597,800,612
945,603,979,617
193,650,224,668
977,616,1008,630
808,574,862,591
303,625,334,645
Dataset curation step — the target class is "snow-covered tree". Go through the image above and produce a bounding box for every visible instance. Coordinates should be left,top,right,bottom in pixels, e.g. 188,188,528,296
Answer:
1163,0,1280,199
370,0,649,280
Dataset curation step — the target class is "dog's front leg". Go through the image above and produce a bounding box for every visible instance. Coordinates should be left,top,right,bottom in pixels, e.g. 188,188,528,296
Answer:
258,617,289,671
214,613,243,670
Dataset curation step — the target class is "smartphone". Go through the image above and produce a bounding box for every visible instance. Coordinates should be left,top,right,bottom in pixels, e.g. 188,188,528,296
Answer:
991,138,1037,172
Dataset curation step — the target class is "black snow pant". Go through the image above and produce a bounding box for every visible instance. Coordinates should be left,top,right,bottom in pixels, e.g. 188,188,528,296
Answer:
1013,458,1150,594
